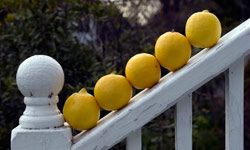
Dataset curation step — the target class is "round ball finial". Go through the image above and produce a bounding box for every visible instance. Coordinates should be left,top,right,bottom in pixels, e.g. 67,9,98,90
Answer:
16,55,65,129
16,55,64,97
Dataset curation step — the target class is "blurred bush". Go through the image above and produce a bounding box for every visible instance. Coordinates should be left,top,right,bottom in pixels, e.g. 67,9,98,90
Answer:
0,0,250,150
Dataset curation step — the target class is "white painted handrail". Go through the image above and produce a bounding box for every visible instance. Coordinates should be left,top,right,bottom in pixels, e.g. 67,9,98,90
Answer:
71,19,250,150
11,19,250,150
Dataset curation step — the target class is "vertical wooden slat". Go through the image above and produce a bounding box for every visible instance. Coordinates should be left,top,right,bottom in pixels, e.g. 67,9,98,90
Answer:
175,94,192,150
225,58,244,150
126,128,142,150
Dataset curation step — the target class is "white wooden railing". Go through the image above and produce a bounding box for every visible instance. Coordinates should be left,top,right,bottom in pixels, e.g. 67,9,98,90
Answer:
11,19,250,150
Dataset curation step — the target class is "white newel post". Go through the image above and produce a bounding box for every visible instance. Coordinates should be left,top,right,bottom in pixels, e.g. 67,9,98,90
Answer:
11,55,72,150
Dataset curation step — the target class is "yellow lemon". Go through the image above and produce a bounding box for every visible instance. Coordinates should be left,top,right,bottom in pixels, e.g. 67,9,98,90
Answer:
94,74,133,111
125,53,161,89
185,10,222,48
63,88,100,131
155,32,191,71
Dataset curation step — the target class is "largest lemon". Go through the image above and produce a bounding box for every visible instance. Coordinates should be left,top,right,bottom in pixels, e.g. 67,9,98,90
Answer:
185,10,221,48
63,88,100,131
155,32,191,71
125,53,161,89
94,74,133,111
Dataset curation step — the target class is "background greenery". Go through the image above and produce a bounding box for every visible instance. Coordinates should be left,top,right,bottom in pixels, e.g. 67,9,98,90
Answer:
0,0,250,149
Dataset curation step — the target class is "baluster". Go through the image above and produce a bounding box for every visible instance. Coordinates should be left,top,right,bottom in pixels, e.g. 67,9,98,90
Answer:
175,94,192,150
225,58,244,150
11,55,72,150
126,128,142,150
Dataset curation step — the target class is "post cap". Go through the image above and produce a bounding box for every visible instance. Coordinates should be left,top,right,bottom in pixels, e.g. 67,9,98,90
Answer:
16,55,64,97
16,55,65,129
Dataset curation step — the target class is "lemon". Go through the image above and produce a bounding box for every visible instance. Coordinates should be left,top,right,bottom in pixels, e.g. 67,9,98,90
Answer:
63,88,100,131
125,53,161,89
94,74,133,111
155,32,191,71
185,10,221,48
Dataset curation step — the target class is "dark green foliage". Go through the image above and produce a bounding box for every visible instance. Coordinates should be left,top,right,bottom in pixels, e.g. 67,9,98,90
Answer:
192,74,225,150
1,0,250,150
142,108,175,150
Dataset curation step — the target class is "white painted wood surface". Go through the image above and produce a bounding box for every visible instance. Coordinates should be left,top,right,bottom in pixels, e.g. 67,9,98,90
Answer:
126,128,142,150
11,55,72,150
16,55,65,128
225,58,244,150
11,125,72,150
72,19,250,150
175,94,192,150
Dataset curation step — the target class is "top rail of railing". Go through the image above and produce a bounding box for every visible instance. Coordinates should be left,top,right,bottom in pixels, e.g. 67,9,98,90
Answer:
71,19,250,150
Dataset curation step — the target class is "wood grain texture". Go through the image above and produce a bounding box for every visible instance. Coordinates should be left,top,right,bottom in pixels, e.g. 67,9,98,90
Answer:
225,58,244,150
175,94,192,150
71,19,250,150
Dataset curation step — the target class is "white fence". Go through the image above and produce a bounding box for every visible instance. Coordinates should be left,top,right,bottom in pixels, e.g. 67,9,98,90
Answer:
11,18,250,150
